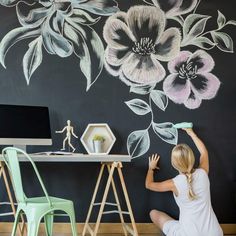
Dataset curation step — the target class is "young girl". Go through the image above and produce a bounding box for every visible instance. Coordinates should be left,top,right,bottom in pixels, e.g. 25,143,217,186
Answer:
145,128,223,236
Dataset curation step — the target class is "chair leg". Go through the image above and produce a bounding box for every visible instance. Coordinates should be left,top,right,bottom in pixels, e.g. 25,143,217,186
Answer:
68,210,78,236
27,218,40,236
44,212,54,236
11,209,21,236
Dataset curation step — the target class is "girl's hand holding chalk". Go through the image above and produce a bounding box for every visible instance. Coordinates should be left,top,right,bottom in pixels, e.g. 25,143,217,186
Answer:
173,122,193,129
149,154,160,171
182,128,196,137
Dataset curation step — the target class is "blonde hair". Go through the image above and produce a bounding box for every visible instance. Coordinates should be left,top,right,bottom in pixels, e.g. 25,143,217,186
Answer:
171,144,197,200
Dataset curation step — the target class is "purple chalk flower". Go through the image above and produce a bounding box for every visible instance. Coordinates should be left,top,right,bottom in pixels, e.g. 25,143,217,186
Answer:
163,50,221,109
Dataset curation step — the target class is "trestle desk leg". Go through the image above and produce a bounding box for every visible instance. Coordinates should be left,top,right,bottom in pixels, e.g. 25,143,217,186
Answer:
82,164,105,236
117,164,138,236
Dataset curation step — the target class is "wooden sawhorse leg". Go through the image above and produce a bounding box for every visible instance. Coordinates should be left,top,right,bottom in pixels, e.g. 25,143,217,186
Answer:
0,161,26,236
82,161,138,236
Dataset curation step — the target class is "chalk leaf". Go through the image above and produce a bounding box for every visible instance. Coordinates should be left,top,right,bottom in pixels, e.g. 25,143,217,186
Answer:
0,27,40,68
150,90,168,111
152,122,178,145
75,0,119,16
42,19,73,57
130,84,155,95
71,9,101,25
191,36,216,50
64,20,104,90
211,31,234,53
125,99,151,115
226,20,236,26
23,36,43,84
182,14,210,45
127,129,150,159
217,10,226,28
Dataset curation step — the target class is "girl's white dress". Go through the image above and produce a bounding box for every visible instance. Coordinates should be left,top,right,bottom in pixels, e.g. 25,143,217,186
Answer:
163,168,223,236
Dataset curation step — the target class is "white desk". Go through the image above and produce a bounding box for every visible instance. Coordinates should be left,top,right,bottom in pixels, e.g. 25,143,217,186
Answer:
0,153,131,162
0,154,138,236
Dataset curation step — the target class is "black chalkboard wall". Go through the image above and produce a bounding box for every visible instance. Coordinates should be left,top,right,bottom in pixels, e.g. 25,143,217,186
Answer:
0,0,236,224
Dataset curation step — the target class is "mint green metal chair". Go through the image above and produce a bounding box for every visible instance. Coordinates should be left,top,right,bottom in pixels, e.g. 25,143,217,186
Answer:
2,147,78,236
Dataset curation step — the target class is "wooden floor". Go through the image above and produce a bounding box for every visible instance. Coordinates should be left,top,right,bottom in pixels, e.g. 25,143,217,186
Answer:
2,234,236,236
1,234,234,236
1,233,236,236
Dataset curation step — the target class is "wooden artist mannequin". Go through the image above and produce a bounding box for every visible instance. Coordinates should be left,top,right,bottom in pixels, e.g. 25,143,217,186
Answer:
55,120,78,152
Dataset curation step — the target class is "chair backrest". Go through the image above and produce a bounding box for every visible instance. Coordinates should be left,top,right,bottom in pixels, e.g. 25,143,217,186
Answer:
2,147,51,205
2,148,25,203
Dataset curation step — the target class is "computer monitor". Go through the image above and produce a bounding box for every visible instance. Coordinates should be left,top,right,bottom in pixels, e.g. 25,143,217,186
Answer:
0,104,52,150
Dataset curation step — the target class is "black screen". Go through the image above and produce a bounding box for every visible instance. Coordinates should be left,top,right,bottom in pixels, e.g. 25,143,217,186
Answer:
0,104,51,139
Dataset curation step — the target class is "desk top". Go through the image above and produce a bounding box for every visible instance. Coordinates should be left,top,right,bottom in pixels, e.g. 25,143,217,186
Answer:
0,154,131,162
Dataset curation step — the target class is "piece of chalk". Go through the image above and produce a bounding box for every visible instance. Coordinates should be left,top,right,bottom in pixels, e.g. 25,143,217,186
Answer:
173,122,193,129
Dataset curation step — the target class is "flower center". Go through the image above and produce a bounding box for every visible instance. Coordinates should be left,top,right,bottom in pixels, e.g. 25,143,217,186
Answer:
132,37,156,56
179,62,198,80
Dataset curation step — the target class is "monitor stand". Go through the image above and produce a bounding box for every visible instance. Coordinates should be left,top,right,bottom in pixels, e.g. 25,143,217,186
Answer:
13,145,26,152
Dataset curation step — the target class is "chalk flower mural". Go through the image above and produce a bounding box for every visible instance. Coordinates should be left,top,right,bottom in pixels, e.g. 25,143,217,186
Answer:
103,5,181,86
103,1,236,159
0,0,236,159
0,0,119,90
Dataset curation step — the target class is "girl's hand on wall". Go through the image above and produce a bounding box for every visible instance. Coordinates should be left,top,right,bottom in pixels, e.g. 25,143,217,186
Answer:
149,154,160,171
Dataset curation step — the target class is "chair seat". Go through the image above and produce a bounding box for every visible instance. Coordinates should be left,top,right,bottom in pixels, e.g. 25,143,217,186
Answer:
18,196,75,215
25,196,73,205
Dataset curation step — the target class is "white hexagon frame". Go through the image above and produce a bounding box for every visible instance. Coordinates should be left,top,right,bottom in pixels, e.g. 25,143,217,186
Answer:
80,123,116,155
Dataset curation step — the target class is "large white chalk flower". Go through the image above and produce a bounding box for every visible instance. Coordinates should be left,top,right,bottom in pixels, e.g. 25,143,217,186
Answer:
103,5,181,87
